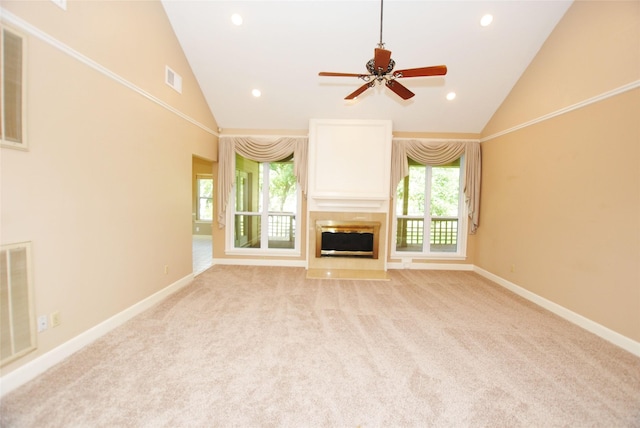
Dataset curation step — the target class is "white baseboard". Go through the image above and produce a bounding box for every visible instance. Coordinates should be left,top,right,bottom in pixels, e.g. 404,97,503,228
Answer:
215,259,472,271
473,266,640,357
0,273,194,397
212,258,306,268
387,261,474,270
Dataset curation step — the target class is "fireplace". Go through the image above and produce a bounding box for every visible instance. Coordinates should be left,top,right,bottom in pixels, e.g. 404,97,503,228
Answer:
316,221,380,259
306,120,391,277
307,211,387,277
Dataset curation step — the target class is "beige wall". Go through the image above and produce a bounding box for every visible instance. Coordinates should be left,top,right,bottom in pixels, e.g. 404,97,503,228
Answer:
476,1,640,341
1,1,217,376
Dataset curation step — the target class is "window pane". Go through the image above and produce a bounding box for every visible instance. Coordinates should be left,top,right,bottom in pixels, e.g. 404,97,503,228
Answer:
267,161,296,249
235,155,260,213
198,197,212,221
234,214,261,248
395,165,425,215
198,178,213,198
268,162,296,212
396,216,424,252
197,178,213,221
258,163,264,212
429,166,460,253
396,164,425,252
2,29,23,144
267,213,295,249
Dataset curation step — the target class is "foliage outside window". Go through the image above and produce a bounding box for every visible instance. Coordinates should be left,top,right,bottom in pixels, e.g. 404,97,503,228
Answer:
1,26,26,150
197,176,213,221
394,157,466,256
231,154,299,253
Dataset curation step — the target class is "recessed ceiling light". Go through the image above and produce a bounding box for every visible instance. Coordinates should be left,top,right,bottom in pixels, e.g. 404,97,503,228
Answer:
252,89,261,98
480,14,493,27
231,13,243,26
446,92,457,101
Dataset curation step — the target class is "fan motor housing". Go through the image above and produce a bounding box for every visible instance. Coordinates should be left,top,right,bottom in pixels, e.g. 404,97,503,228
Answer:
367,58,395,76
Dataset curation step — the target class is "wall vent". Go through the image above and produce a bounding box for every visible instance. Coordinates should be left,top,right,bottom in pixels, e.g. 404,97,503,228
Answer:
165,66,182,93
0,242,36,366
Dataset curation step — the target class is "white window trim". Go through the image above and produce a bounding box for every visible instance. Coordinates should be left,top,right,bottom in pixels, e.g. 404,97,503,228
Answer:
196,174,213,222
390,157,468,260
1,25,28,151
225,162,302,257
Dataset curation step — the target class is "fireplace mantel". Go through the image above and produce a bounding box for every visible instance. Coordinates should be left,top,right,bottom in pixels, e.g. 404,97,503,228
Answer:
311,195,388,211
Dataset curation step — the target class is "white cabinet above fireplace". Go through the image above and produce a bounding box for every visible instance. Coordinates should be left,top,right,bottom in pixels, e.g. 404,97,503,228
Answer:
308,119,392,213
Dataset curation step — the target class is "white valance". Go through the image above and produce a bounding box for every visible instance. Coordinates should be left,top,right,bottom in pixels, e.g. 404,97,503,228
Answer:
217,136,308,228
391,139,481,233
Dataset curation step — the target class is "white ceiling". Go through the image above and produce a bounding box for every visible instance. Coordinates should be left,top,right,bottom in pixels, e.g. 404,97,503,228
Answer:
161,0,572,134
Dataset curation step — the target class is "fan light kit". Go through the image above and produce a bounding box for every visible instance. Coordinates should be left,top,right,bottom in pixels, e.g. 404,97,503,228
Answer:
319,0,447,100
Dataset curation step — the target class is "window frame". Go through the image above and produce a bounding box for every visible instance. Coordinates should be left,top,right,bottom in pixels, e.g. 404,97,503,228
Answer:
196,174,213,222
1,25,27,151
226,157,301,257
391,156,468,260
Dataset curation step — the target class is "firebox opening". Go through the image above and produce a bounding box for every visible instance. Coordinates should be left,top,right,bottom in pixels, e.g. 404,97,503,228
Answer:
321,231,374,257
315,221,380,259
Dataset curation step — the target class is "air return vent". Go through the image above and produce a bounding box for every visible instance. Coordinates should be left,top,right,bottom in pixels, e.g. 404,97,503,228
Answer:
165,66,182,93
1,242,36,366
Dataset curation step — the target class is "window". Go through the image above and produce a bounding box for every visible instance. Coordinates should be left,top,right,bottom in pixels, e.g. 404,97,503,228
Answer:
196,175,213,221
1,26,26,150
229,154,299,253
394,157,466,257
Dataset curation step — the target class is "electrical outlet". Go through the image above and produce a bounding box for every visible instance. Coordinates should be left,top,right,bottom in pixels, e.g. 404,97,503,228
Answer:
164,265,169,274
510,264,516,272
37,315,48,332
50,311,61,327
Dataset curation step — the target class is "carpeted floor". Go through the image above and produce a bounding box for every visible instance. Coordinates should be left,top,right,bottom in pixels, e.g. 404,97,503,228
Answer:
2,266,639,427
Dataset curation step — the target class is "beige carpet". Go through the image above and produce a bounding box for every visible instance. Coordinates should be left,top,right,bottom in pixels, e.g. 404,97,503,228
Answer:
1,266,639,427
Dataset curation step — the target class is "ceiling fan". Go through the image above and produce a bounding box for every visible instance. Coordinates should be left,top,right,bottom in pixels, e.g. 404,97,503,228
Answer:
318,0,447,100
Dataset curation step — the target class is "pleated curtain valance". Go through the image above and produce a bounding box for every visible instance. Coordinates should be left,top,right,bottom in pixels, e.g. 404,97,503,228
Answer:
217,136,309,228
390,139,481,233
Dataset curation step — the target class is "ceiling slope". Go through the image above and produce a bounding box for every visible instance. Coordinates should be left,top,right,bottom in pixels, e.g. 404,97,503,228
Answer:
161,0,572,133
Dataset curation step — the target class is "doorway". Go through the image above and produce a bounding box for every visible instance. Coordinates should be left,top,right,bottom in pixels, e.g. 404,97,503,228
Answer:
192,156,214,274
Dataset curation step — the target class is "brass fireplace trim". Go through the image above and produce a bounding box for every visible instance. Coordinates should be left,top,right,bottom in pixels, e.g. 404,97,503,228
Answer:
315,220,381,259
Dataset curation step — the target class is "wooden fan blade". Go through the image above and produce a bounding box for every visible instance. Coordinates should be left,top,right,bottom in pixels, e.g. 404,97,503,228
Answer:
345,83,371,100
394,65,447,78
374,48,392,71
386,80,415,100
319,72,365,77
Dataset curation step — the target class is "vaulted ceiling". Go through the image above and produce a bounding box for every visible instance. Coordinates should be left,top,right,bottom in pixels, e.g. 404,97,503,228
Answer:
161,0,573,134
